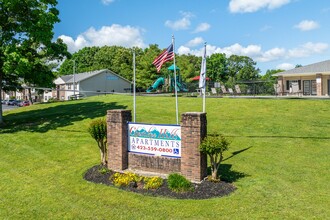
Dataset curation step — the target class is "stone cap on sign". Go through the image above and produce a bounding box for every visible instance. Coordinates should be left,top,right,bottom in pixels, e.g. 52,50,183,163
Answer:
181,112,207,127
107,109,132,123
182,112,205,115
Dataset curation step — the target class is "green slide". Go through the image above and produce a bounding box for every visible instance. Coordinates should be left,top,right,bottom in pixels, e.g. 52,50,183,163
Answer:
146,77,165,92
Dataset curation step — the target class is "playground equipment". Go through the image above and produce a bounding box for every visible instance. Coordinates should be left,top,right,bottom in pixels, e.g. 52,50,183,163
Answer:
146,77,165,93
146,64,188,93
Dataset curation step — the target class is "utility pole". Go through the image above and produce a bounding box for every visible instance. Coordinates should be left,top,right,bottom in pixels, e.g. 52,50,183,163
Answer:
133,49,136,122
73,60,76,96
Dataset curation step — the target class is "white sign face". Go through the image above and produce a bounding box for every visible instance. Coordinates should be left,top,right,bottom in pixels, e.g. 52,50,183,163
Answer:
316,78,321,83
128,123,181,158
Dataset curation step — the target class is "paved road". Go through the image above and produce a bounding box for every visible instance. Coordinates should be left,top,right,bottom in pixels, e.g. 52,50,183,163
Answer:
1,104,19,111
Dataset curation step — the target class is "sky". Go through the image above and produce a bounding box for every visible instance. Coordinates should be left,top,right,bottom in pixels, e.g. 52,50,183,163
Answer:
54,0,330,74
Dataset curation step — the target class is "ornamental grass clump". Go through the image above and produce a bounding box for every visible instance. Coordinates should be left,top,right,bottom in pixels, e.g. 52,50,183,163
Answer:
199,134,230,181
167,173,193,193
88,118,107,165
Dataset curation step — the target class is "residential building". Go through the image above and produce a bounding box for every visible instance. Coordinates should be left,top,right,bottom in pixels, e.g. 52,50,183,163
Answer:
54,69,132,100
274,60,330,96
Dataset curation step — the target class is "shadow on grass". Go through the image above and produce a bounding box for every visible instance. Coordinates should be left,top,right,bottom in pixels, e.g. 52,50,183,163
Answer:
1,101,127,133
206,146,251,183
219,164,249,183
223,146,252,162
206,164,248,183
227,135,330,140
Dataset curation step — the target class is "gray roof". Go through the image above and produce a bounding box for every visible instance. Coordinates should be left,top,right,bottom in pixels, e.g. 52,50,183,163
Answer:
60,75,74,82
59,69,131,84
275,60,330,76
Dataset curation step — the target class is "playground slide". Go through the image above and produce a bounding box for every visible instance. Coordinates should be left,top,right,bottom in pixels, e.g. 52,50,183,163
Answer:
175,81,188,92
146,77,165,92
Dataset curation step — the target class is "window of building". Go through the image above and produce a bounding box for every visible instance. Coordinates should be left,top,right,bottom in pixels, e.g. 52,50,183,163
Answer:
303,80,317,95
286,80,301,90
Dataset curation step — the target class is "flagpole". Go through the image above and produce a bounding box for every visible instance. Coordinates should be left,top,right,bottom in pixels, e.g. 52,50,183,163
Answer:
172,35,179,124
133,49,136,122
203,42,206,113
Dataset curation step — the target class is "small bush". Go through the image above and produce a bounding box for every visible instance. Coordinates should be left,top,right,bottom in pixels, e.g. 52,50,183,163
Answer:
98,166,109,174
112,172,141,187
144,176,163,190
200,134,230,180
167,173,193,192
88,118,107,165
47,97,59,103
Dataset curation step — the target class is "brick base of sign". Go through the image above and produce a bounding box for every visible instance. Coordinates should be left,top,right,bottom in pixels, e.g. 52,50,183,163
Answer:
107,110,207,182
181,112,208,182
128,153,181,174
106,109,131,171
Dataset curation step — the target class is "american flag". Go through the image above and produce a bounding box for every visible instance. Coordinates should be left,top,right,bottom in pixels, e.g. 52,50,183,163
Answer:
152,44,174,72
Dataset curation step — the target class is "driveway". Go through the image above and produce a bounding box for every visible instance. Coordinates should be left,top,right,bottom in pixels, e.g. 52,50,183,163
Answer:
2,104,19,111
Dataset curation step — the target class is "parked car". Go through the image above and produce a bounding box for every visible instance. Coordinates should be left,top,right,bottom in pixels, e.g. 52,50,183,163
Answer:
19,100,30,107
7,99,17,105
15,100,22,106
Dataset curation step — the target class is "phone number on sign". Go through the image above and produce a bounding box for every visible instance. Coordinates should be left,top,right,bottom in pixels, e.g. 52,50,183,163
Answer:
136,145,173,153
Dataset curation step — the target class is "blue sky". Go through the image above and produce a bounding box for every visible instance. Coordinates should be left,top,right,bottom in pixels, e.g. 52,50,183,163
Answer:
54,0,330,74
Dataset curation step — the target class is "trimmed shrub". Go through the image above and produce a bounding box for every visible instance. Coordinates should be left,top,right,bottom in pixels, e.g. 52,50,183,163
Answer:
88,118,107,165
199,134,230,180
167,173,193,192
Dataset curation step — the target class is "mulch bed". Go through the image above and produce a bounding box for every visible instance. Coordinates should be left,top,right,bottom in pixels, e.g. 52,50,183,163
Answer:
84,165,236,199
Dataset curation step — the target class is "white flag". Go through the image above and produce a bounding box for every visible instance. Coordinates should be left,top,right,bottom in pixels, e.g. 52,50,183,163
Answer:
199,44,206,89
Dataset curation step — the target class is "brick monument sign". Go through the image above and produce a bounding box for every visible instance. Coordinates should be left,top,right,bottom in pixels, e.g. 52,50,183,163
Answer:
106,109,207,182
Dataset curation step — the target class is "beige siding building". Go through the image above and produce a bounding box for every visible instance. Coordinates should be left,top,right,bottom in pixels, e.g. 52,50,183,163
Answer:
274,60,330,96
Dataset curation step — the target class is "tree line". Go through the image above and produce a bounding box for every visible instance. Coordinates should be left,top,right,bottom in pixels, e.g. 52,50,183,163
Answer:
58,45,280,90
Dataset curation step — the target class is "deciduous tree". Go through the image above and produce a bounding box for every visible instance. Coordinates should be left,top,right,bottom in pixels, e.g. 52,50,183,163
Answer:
0,0,61,124
207,53,227,82
227,55,261,87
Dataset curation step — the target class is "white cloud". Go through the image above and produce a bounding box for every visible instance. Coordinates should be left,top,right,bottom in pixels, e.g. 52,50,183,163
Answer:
185,37,204,47
276,63,295,70
58,35,88,53
177,46,192,55
58,24,145,53
101,0,114,5
288,42,328,58
178,43,262,57
165,11,193,30
229,0,291,13
222,43,262,57
294,20,320,31
257,47,286,62
177,42,329,64
193,23,211,33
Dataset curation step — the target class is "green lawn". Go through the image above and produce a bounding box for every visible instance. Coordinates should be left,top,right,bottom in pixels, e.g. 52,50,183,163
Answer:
1,95,329,219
